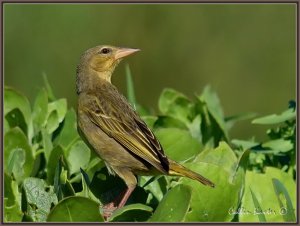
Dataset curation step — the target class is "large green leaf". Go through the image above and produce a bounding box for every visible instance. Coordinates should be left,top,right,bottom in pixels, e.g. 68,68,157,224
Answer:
67,140,91,175
5,108,28,136
32,88,48,130
231,139,259,150
47,196,104,222
45,98,67,134
179,142,245,222
250,188,266,222
4,128,34,183
54,109,79,149
47,145,66,185
46,110,59,134
272,178,296,222
43,73,56,101
42,128,53,161
196,141,237,175
240,167,296,222
4,173,16,206
140,175,167,203
4,173,23,222
4,87,33,140
47,99,67,124
4,199,23,222
4,87,31,125
180,163,243,222
197,85,228,140
262,139,293,153
153,115,188,130
23,177,58,222
141,116,157,129
155,128,201,162
76,169,99,203
4,118,10,134
149,184,192,222
158,88,194,125
110,203,153,222
252,108,296,125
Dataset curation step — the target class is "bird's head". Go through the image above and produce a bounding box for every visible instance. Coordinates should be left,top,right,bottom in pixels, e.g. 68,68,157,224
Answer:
77,45,140,83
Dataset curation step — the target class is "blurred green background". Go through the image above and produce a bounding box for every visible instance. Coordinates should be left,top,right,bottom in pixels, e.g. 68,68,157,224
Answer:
4,3,296,140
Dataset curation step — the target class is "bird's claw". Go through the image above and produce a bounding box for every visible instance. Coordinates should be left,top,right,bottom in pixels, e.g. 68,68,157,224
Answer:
100,202,118,221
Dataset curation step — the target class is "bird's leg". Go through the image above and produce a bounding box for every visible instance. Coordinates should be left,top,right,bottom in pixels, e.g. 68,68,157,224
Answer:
117,185,136,208
101,185,136,220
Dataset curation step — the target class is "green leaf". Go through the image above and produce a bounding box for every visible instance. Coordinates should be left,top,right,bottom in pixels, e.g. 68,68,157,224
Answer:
155,128,201,162
47,145,66,185
250,188,266,222
4,128,34,183
262,139,293,152
4,198,23,222
47,98,67,125
149,184,192,222
125,64,136,108
197,85,228,140
232,149,250,179
32,88,48,130
5,108,28,135
4,173,23,222
23,177,58,222
252,108,296,125
4,87,31,126
110,203,153,222
231,139,259,150
46,110,59,134
196,141,237,175
225,112,257,131
140,175,167,202
89,168,126,205
76,169,99,203
154,115,188,130
4,173,16,206
84,157,103,184
67,140,91,175
240,167,296,222
47,196,104,222
272,178,296,222
4,87,33,140
180,161,243,222
6,148,25,180
55,109,79,149
141,115,157,129
43,73,56,101
41,128,53,161
187,114,202,142
158,88,194,125
4,117,10,134
52,156,73,201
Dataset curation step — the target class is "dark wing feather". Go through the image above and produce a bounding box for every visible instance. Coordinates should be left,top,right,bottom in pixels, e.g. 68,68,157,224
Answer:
84,92,169,173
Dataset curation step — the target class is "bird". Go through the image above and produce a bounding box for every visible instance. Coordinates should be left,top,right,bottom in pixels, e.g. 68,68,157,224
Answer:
76,45,215,219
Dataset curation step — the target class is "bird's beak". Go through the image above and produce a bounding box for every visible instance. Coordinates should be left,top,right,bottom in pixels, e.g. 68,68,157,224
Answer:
114,48,140,60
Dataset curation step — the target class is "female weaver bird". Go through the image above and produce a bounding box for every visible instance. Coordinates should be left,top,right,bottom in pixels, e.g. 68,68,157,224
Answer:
76,45,215,218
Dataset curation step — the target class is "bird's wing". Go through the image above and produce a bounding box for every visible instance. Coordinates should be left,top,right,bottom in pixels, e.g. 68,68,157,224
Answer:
83,94,169,173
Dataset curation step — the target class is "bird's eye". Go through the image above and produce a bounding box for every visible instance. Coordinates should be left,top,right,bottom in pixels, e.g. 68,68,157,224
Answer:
100,48,111,54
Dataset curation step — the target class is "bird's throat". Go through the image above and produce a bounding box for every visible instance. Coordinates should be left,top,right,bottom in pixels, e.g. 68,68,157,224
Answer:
93,69,113,83
76,69,113,94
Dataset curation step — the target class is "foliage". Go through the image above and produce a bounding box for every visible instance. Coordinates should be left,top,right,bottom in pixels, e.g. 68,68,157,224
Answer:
3,69,296,222
232,103,296,177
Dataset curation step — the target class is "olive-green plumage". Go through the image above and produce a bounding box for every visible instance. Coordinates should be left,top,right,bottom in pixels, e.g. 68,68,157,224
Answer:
76,45,214,218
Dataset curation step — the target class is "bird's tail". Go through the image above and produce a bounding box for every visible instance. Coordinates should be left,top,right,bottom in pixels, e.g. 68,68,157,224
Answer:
168,160,215,188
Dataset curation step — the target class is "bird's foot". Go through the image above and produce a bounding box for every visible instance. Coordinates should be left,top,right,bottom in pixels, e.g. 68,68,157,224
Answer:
101,202,118,221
